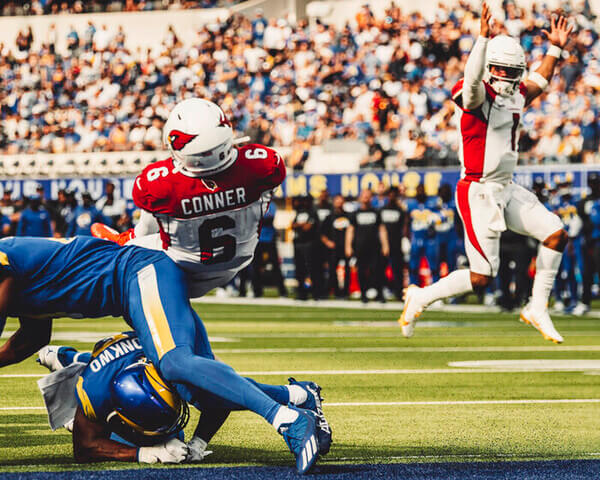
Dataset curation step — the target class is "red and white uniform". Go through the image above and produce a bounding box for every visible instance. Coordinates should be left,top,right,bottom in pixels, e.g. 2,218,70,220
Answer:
451,79,562,276
130,144,286,297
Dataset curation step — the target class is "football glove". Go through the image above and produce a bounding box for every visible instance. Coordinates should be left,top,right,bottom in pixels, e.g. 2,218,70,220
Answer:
137,438,188,464
91,223,134,246
186,436,213,462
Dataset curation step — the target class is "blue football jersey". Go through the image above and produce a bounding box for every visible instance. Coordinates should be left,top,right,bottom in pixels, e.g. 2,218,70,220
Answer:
0,236,167,319
406,198,441,239
75,332,145,423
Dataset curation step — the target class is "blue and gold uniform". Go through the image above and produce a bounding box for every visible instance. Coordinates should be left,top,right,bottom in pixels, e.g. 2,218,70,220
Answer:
406,198,441,284
554,196,584,307
75,332,145,423
0,236,287,429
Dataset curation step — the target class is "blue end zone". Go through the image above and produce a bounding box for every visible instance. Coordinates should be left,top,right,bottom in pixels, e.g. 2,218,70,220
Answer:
3,460,600,480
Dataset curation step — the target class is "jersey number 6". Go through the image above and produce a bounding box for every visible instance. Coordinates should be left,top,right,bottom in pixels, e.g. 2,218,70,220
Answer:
199,216,236,265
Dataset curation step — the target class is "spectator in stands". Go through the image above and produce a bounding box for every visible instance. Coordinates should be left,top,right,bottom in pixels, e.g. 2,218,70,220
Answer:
361,133,386,170
16,195,52,237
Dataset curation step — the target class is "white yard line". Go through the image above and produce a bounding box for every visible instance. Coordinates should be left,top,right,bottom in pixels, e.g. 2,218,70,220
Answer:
2,398,599,412
192,296,600,319
212,346,600,354
3,366,599,379
325,399,600,406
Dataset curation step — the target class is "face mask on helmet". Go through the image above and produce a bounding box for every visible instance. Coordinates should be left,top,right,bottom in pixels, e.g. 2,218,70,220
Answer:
163,98,236,177
484,35,526,97
487,63,524,96
107,361,189,446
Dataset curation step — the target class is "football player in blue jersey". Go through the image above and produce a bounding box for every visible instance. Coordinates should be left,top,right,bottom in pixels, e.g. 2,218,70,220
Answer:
0,236,329,474
433,184,459,274
578,172,600,314
553,179,585,313
36,334,328,465
406,184,441,285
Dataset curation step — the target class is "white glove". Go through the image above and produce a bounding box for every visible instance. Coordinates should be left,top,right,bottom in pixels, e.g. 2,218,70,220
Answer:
137,438,188,464
186,436,213,462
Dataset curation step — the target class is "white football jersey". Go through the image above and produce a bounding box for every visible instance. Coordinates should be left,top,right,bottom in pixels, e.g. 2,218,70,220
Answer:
130,144,286,297
452,79,526,185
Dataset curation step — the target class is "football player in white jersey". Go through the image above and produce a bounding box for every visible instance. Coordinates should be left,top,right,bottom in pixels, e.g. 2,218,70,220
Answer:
400,4,573,343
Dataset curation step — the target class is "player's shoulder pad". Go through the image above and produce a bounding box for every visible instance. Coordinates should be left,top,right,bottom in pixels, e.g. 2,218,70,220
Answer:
237,144,286,190
132,158,175,212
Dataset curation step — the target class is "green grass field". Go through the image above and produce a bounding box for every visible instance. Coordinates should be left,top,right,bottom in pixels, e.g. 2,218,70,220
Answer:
1,302,599,473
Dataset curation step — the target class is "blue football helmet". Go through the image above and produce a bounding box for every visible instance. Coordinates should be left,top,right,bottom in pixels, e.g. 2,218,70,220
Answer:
107,360,189,445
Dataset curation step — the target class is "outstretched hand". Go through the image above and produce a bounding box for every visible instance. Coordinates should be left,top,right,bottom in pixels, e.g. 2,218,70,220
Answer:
542,14,573,48
480,2,492,38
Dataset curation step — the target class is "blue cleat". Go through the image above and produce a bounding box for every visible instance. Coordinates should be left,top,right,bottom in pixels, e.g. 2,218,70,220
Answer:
288,377,332,455
278,405,320,474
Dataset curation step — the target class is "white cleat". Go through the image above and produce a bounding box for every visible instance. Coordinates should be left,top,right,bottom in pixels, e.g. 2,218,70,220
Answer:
571,302,589,317
37,345,65,372
519,304,564,344
399,285,428,338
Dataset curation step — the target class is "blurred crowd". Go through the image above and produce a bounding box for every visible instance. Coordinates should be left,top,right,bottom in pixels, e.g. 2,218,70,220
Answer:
0,1,599,169
5,173,600,312
0,1,230,16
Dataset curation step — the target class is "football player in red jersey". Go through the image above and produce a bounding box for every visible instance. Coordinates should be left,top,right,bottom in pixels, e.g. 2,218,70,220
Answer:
93,98,286,298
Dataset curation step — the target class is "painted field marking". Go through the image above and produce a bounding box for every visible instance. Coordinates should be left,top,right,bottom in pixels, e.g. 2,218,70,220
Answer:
0,406,45,410
325,399,600,407
4,364,600,380
2,399,599,412
212,346,600,354
449,359,600,370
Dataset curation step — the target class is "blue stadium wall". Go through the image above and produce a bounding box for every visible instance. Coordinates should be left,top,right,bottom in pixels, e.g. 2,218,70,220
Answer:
1,165,596,200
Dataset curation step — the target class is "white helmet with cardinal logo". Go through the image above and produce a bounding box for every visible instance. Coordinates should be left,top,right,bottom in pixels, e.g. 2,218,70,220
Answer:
162,98,235,177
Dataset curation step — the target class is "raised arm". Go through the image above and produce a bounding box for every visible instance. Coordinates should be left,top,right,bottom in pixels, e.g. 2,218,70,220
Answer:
524,15,573,105
462,3,492,110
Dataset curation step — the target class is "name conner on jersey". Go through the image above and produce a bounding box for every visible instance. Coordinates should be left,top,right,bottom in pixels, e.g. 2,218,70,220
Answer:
180,187,247,216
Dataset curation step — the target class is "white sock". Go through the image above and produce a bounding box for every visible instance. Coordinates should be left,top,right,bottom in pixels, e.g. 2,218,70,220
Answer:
421,269,473,305
286,385,308,406
531,245,562,312
272,406,299,431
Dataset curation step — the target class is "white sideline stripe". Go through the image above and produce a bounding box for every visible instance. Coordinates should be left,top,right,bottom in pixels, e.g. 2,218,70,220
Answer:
325,399,600,407
0,406,45,410
213,346,600,354
3,366,600,379
192,296,600,318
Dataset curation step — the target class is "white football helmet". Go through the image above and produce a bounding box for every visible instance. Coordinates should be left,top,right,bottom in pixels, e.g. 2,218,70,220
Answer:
484,35,526,97
163,98,236,177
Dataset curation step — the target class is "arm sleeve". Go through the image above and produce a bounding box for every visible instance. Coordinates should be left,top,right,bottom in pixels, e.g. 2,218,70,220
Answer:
462,36,488,110
134,209,159,237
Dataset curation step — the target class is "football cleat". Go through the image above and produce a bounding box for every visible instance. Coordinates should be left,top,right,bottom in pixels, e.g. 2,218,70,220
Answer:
91,223,134,246
571,302,589,317
288,377,332,455
278,406,320,475
399,285,427,338
37,345,74,372
519,304,564,344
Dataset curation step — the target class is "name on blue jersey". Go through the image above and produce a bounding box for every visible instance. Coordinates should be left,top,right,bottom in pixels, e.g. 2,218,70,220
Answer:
89,338,143,373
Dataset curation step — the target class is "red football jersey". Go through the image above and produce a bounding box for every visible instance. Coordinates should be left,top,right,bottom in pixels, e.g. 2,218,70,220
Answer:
130,144,286,297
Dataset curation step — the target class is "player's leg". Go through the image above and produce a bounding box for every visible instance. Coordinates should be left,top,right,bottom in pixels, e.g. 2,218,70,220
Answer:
127,258,322,472
425,237,440,282
400,180,498,337
504,184,566,343
408,239,423,286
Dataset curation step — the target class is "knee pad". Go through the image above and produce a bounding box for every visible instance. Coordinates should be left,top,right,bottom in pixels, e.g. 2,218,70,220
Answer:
159,345,194,383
